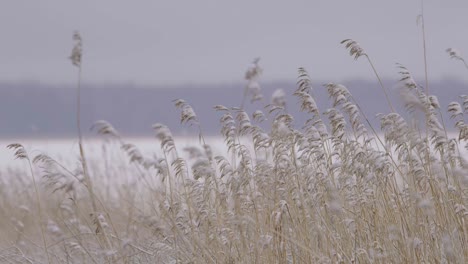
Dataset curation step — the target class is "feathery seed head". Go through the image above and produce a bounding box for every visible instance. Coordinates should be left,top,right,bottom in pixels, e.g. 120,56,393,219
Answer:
296,67,313,93
244,58,264,103
446,48,463,61
91,120,120,139
7,143,29,160
121,143,145,164
252,110,266,122
397,64,418,89
341,39,366,60
213,105,229,111
428,95,440,109
448,102,463,118
271,89,286,108
173,99,198,125
153,123,173,142
70,31,82,67
152,123,176,153
245,57,262,80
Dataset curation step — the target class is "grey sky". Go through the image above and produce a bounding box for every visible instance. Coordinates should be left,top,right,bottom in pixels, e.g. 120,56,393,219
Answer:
1,0,468,85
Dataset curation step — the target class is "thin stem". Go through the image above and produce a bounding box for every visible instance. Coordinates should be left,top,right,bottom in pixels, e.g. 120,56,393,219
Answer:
420,0,434,181
421,0,429,98
76,66,97,212
27,158,51,264
462,59,468,70
364,54,395,113
76,64,113,254
240,85,248,109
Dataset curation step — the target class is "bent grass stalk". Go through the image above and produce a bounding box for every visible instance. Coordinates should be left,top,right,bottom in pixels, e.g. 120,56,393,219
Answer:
341,39,395,113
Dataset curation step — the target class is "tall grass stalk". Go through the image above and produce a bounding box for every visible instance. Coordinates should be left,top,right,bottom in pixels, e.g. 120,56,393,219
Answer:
70,31,113,256
419,0,430,98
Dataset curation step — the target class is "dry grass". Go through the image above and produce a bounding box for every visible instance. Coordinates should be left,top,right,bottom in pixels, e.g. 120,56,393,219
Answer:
1,26,468,264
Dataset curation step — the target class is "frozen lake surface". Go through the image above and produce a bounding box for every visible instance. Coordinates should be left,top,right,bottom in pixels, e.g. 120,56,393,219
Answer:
0,136,229,170
1,134,467,172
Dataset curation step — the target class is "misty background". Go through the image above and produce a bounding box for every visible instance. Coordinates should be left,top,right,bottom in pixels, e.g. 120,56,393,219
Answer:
1,79,466,138
1,1,467,138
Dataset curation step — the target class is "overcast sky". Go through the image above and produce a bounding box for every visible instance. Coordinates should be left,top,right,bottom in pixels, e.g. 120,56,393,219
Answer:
1,0,468,85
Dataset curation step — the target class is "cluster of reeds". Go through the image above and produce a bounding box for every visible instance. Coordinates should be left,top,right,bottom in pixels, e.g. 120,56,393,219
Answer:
1,15,468,264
